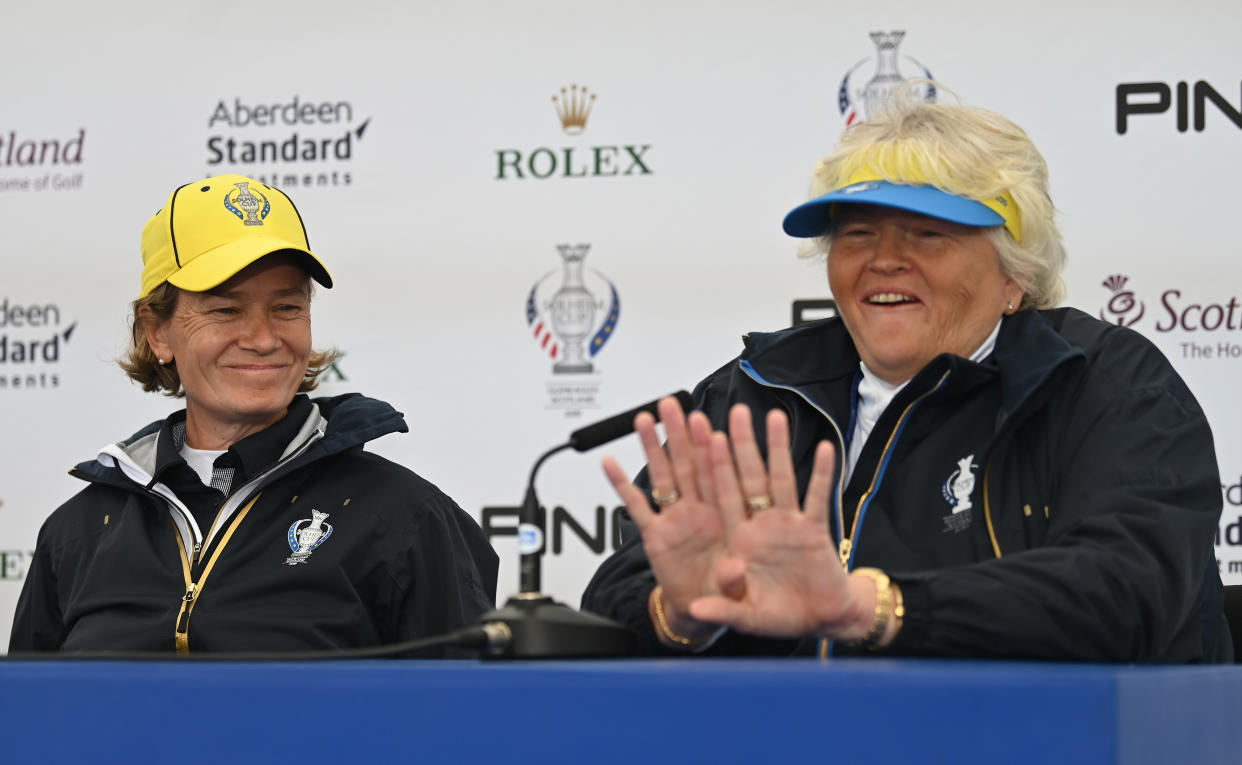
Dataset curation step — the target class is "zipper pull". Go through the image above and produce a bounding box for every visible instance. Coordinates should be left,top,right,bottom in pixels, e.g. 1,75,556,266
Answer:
838,539,852,569
176,583,197,634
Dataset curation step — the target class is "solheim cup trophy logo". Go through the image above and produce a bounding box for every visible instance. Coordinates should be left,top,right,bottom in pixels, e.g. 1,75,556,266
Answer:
285,509,333,566
526,244,620,376
838,31,936,126
224,181,271,226
549,244,596,373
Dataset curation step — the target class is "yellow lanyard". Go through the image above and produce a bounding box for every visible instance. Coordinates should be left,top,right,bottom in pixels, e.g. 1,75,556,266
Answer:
171,493,262,654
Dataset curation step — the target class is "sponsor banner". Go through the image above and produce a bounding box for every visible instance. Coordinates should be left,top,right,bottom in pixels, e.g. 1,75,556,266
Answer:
206,95,370,189
838,31,935,126
1098,274,1242,362
494,85,654,181
0,128,86,194
1219,477,1242,578
0,298,77,391
1115,80,1242,135
3,3,1242,654
525,243,621,416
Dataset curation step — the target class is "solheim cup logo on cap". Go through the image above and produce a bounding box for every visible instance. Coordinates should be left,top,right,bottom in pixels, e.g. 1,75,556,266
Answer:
495,84,653,180
0,127,86,194
224,181,270,225
0,297,76,391
206,96,370,189
525,244,621,415
838,31,935,126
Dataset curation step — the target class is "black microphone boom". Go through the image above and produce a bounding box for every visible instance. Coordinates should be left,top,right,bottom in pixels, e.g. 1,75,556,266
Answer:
478,391,692,659
567,390,693,452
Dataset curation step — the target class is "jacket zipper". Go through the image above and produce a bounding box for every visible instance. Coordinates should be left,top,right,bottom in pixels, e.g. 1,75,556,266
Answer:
981,429,1016,559
842,370,951,568
738,360,848,546
740,362,951,569
96,423,325,653
192,428,324,563
168,427,324,650
97,422,325,565
171,493,262,653
740,361,950,657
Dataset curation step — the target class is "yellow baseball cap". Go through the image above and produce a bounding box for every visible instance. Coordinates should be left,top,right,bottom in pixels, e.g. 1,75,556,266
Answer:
139,174,333,297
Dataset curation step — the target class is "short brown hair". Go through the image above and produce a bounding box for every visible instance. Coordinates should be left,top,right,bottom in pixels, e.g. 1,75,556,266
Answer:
118,280,340,397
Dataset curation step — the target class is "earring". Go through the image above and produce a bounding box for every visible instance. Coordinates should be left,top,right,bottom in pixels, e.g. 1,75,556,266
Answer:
157,357,167,365
1007,302,1015,312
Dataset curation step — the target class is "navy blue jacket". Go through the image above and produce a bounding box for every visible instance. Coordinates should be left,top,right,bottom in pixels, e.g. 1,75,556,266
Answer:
582,308,1231,662
11,393,498,654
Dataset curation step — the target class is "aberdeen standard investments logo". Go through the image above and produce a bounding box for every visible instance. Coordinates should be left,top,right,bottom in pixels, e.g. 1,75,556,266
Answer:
495,84,653,180
0,297,76,390
526,244,620,415
206,96,370,189
838,31,935,126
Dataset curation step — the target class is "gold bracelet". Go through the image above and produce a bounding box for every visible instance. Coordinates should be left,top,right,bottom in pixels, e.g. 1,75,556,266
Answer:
650,585,713,648
891,576,905,639
849,568,897,649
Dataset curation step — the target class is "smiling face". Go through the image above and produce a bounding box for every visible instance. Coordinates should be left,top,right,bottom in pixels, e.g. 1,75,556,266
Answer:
827,205,1024,384
144,256,313,449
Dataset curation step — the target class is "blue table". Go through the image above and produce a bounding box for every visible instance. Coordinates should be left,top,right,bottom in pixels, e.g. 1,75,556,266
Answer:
0,658,1237,764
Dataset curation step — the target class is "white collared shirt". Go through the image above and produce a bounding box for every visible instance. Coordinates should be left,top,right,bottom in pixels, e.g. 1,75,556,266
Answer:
843,320,1002,484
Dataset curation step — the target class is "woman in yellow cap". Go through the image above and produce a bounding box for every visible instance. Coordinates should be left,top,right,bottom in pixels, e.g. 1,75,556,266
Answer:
11,175,497,654
583,91,1232,663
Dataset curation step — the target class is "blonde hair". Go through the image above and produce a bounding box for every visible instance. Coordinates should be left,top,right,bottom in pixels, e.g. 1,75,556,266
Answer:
801,84,1066,309
118,279,341,396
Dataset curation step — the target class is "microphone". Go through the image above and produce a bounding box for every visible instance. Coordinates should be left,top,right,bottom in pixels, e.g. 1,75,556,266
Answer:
477,391,692,659
568,390,693,452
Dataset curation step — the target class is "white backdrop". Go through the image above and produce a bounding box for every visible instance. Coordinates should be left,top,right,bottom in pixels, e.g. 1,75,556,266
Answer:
2,0,1240,650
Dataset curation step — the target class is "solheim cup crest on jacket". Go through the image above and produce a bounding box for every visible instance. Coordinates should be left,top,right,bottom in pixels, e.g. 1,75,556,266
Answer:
525,244,621,415
838,31,936,126
941,455,976,533
285,509,333,565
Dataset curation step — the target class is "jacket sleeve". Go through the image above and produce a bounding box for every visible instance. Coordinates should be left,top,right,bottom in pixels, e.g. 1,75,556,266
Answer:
9,521,67,652
375,487,498,655
888,328,1227,662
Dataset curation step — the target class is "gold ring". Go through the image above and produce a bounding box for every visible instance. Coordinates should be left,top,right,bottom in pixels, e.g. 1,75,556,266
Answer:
651,487,681,507
746,494,773,513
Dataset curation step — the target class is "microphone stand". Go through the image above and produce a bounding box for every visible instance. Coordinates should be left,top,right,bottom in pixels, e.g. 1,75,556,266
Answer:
477,392,691,659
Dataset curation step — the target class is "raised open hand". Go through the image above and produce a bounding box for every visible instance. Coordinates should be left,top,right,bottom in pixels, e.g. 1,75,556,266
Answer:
687,405,873,641
601,396,728,640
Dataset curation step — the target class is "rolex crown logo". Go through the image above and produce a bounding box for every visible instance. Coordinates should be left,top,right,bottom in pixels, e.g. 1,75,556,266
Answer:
552,84,596,135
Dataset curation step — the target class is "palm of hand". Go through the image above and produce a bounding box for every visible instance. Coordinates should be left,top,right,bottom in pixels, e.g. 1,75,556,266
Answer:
713,510,846,636
642,497,728,608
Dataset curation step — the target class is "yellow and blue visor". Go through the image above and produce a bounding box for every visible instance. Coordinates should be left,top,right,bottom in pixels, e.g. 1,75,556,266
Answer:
782,176,1021,243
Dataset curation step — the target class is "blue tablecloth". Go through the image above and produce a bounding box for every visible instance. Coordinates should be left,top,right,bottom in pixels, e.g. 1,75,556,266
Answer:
1,658,1237,764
